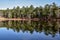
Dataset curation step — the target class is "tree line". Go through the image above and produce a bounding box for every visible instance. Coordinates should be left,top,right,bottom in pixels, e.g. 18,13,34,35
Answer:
2,2,60,19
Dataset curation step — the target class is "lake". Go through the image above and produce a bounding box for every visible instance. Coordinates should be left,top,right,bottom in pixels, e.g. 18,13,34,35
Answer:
0,20,60,40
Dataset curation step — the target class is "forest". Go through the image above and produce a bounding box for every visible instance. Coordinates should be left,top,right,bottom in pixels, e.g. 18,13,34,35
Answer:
1,2,60,19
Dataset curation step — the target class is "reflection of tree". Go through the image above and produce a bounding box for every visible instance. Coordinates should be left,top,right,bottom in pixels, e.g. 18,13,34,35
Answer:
0,20,60,37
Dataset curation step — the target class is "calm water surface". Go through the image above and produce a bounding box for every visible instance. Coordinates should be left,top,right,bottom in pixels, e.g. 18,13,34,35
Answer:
0,20,60,40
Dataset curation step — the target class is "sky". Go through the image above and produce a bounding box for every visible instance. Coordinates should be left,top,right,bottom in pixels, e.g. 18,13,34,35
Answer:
0,0,60,9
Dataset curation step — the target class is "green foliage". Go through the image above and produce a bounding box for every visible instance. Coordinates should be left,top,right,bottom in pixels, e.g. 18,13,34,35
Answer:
1,2,60,19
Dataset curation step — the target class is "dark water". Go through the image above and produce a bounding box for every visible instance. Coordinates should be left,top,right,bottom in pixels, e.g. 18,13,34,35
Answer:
0,20,60,40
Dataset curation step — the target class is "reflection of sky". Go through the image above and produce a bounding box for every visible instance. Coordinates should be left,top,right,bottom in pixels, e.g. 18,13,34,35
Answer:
0,28,60,40
0,0,60,9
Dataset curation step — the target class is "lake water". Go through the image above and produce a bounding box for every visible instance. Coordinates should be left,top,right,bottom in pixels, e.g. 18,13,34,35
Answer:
0,20,60,40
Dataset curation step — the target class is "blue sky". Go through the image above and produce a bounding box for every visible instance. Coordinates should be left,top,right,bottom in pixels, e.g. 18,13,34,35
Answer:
0,0,60,9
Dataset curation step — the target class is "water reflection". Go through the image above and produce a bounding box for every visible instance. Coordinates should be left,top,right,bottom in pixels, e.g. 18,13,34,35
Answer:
0,20,60,37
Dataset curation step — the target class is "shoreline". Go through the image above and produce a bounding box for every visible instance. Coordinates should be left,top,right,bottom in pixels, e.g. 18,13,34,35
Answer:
0,18,40,21
0,17,60,22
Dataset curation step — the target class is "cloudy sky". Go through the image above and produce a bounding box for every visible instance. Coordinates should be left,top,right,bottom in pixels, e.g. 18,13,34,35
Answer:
0,0,60,9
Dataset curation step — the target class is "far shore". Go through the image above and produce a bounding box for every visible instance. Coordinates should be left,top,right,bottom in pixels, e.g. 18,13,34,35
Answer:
0,17,40,21
0,17,60,22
